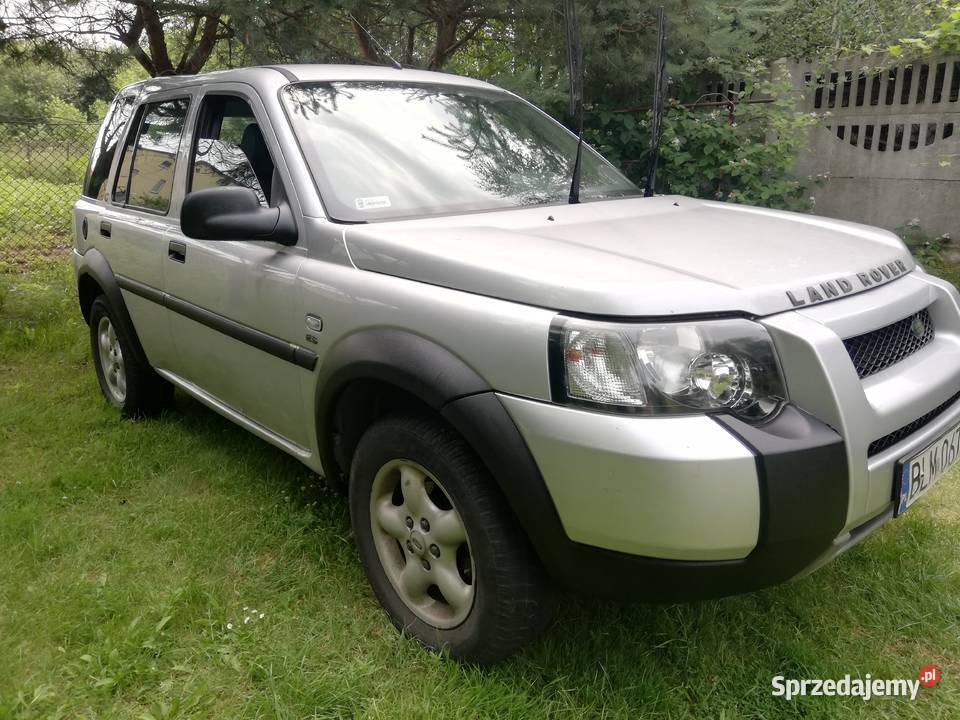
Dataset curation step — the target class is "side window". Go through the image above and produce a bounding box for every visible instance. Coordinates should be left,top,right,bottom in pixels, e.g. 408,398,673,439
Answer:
83,94,137,200
190,96,275,207
113,98,190,213
112,107,141,204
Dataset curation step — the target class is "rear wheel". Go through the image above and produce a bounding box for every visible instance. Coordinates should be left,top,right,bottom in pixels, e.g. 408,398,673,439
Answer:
349,413,554,664
89,296,172,417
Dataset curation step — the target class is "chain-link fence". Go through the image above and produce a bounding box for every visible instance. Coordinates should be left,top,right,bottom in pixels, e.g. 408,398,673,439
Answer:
0,120,98,272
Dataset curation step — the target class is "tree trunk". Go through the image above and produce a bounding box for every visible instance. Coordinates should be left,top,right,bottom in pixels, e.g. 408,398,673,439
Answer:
351,17,381,63
179,14,222,74
139,2,175,75
429,15,459,69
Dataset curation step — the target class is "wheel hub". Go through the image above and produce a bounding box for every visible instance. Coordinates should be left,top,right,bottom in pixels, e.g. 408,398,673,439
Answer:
369,459,475,628
407,530,427,557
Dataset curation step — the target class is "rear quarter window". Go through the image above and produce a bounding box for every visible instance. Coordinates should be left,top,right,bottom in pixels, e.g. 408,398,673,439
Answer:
82,94,137,200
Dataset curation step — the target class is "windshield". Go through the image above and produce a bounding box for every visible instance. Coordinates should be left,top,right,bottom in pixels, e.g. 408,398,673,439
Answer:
281,81,641,222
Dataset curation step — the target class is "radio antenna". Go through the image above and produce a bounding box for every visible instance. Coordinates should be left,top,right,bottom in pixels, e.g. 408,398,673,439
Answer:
564,0,585,204
644,7,667,197
348,12,403,70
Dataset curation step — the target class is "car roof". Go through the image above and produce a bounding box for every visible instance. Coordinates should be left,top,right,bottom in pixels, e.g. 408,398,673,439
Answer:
119,63,498,97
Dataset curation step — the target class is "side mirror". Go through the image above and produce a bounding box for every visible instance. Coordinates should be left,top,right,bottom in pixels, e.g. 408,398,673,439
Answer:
181,187,297,245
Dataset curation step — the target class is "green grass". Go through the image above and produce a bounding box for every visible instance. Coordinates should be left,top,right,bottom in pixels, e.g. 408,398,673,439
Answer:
2,263,959,719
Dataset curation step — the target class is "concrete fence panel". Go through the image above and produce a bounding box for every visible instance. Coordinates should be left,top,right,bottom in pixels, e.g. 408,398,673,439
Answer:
781,55,960,240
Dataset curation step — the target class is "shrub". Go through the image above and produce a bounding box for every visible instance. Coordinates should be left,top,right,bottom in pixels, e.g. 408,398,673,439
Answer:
589,63,818,211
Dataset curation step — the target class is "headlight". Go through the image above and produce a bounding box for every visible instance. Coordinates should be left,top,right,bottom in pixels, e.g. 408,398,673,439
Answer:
551,316,787,422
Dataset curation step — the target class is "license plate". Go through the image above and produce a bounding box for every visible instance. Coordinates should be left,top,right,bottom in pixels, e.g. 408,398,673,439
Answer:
895,420,960,516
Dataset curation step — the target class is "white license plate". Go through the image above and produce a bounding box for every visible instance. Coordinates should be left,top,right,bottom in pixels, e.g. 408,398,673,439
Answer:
895,420,960,516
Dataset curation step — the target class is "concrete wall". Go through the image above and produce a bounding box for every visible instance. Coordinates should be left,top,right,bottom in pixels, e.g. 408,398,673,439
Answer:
781,55,960,241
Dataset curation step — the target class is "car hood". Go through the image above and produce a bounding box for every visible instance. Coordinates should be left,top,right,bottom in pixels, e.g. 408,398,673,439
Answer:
342,196,914,317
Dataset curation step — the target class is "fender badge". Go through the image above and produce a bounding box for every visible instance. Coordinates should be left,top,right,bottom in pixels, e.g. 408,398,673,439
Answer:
305,314,323,332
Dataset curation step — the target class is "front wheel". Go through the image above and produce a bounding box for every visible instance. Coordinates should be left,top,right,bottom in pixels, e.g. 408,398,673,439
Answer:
349,413,554,664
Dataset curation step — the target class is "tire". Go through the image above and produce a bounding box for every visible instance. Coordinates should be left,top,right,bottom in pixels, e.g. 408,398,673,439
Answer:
89,295,172,418
349,413,555,664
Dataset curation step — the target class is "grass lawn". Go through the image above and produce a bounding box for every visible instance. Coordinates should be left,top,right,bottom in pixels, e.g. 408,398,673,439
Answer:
1,262,959,719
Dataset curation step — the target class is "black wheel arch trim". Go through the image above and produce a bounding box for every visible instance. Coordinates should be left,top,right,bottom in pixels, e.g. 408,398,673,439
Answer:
315,329,490,470
440,392,570,564
75,248,152,370
313,329,561,558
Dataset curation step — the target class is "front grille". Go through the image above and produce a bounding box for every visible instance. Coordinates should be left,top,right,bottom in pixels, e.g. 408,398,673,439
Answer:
868,390,960,457
843,309,934,379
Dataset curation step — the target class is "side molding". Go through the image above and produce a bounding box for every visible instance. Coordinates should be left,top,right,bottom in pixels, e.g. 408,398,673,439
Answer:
117,274,317,371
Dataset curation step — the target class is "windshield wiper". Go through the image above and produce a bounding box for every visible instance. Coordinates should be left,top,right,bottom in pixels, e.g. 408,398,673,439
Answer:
564,0,584,204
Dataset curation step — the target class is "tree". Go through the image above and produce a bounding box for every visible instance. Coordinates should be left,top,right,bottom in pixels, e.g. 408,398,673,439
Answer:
1,1,233,77
230,1,504,71
890,1,960,56
759,0,956,60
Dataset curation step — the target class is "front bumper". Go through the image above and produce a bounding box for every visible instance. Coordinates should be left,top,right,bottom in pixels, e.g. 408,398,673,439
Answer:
499,395,849,600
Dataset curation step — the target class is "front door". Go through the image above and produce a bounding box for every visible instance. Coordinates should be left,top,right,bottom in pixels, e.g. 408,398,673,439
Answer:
162,87,310,449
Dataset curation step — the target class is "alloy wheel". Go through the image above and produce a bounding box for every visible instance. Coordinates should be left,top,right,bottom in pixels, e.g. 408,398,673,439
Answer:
369,459,475,628
97,315,126,403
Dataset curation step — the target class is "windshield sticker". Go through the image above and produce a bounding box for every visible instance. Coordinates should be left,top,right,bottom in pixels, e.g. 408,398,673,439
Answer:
355,195,391,210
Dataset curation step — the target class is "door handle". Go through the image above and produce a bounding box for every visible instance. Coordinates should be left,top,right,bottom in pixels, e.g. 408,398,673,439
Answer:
168,240,187,263
100,221,112,238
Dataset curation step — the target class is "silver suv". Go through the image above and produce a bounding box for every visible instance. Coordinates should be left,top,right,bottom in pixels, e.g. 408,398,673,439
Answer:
73,65,960,663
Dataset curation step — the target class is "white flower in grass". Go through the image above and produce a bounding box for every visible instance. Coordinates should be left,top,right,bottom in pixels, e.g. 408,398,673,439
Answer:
259,613,265,620
226,623,233,631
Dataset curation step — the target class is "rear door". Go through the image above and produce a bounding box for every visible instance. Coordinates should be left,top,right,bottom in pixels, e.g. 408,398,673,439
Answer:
96,94,193,369
162,84,310,449
75,91,137,257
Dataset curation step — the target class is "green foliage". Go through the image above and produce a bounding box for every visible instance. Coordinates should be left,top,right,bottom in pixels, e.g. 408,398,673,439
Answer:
899,220,946,264
0,121,95,271
588,67,818,210
447,1,816,211
760,0,954,59
0,58,77,121
658,84,817,209
899,220,960,286
889,2,960,55
456,1,792,123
